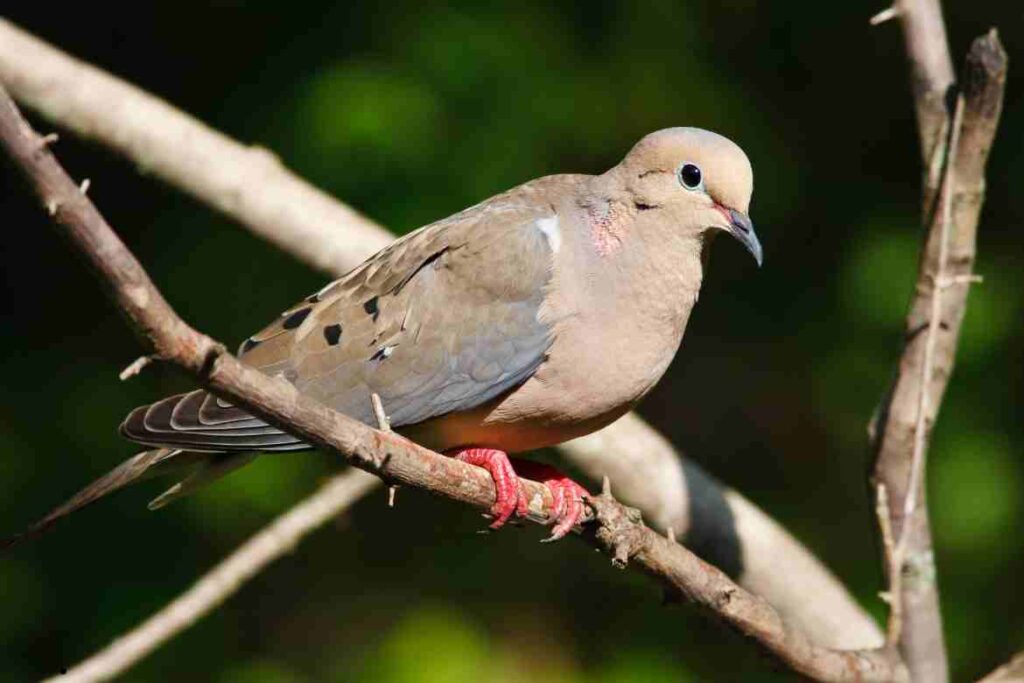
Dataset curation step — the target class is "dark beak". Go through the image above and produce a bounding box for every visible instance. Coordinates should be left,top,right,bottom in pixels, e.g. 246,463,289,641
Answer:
726,208,762,267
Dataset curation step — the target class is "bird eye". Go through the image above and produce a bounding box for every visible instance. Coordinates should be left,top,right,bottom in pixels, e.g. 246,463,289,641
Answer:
678,163,703,190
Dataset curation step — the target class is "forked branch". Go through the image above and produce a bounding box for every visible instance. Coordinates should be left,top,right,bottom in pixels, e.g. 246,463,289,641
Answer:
870,6,1007,679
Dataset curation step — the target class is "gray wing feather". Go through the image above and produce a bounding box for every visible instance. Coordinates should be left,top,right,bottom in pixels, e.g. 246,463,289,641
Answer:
119,194,556,453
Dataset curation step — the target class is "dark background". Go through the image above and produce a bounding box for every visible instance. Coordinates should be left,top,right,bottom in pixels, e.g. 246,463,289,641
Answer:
1,2,1022,680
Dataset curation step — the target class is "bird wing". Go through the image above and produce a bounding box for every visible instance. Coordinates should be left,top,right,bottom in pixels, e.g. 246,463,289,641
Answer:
120,189,560,452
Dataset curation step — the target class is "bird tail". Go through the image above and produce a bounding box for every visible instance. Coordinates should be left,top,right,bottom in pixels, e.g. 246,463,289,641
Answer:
1,448,255,551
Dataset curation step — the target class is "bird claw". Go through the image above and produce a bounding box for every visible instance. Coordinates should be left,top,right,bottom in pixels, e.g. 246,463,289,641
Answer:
451,448,528,530
449,449,588,540
511,460,589,541
538,474,589,542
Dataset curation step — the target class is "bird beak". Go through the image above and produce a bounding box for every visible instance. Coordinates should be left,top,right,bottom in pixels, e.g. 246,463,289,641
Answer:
724,208,762,267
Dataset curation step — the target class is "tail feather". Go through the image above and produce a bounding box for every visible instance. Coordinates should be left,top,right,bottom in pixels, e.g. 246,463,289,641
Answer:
147,452,260,510
4,387,311,551
1,448,201,551
120,390,306,451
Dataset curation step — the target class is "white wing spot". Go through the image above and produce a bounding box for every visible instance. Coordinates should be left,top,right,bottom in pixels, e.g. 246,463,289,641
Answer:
316,279,340,298
536,216,561,253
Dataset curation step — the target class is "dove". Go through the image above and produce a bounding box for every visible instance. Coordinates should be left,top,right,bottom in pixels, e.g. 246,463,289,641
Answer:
4,127,760,547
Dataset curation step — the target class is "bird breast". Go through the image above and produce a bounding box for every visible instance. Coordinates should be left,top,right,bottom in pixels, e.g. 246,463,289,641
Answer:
482,211,704,448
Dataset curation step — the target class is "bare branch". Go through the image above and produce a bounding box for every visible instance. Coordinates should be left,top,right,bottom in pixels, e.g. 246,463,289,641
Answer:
118,355,153,381
889,0,956,166
871,19,1007,682
870,7,900,26
564,414,884,647
0,18,882,648
0,83,905,683
978,651,1024,683
46,468,379,683
0,18,389,276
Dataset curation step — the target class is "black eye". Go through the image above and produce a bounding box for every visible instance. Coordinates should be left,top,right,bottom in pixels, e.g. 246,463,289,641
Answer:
679,163,702,190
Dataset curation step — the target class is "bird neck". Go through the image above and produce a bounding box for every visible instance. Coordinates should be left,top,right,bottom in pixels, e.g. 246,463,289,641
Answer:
563,194,707,347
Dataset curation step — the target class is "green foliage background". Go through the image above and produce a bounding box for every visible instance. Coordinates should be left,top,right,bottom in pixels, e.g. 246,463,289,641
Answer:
1,2,1021,680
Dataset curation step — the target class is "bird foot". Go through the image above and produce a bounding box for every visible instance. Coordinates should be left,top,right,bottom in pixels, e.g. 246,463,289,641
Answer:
449,448,589,541
512,460,590,541
451,448,529,530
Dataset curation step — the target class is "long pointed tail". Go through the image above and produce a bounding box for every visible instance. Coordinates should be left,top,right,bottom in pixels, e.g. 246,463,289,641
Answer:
1,448,197,551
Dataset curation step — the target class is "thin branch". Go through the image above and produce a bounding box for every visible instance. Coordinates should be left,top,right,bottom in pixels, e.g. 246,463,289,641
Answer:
563,414,884,647
870,6,900,26
900,95,963,537
891,0,956,166
870,16,1007,682
0,18,388,276
118,354,153,381
978,651,1024,683
874,484,902,644
0,84,905,683
46,468,379,683
0,17,882,648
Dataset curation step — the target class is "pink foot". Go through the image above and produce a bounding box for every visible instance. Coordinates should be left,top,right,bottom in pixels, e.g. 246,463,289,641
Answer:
512,460,590,541
450,448,528,530
449,449,590,540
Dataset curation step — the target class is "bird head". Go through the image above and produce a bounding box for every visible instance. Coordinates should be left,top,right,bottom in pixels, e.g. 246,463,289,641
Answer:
617,127,761,266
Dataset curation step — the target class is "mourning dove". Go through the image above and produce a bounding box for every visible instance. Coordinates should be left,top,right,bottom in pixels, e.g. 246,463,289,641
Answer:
5,127,759,547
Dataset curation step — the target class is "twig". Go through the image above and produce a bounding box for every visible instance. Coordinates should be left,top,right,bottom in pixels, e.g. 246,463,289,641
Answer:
118,355,153,381
371,393,399,506
899,95,964,540
46,468,378,683
888,0,956,166
870,17,1007,682
0,83,906,683
874,484,902,645
370,392,390,432
0,17,883,648
870,6,900,26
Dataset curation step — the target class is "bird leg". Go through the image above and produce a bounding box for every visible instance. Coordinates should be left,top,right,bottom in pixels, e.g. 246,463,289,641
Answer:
448,448,589,540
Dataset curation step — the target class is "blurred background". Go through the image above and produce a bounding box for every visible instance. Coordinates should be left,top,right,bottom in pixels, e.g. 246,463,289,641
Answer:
1,1,1021,680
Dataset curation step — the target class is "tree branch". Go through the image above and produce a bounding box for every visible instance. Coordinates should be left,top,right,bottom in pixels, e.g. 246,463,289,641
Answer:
892,0,956,167
870,8,1007,679
978,651,1024,683
0,84,905,683
44,468,379,683
0,17,881,648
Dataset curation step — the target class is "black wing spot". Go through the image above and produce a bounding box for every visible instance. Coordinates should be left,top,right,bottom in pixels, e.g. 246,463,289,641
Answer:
323,323,342,346
363,297,380,321
239,337,261,354
283,307,312,330
369,345,394,362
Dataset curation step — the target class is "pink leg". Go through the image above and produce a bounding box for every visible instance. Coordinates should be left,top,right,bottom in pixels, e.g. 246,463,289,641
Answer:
450,448,528,530
512,460,590,541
